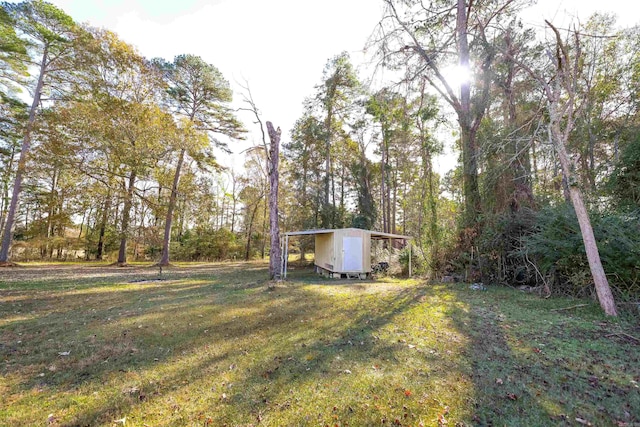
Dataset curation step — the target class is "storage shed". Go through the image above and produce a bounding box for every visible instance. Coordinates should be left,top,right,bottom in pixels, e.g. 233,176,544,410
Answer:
281,228,412,279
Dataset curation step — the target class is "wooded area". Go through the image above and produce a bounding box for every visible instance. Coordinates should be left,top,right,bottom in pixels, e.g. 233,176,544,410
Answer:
1,1,639,315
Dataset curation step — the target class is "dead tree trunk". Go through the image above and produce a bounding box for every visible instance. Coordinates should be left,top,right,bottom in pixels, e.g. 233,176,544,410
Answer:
540,22,617,316
267,122,282,280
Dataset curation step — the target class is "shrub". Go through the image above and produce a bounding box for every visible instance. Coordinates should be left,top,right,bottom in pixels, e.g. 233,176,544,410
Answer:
521,206,640,300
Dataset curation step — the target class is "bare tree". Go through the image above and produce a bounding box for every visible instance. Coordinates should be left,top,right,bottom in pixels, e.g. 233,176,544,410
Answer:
240,83,282,279
513,21,618,316
266,122,282,279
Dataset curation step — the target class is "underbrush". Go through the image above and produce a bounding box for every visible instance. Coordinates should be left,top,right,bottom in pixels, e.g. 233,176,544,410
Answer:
477,206,640,318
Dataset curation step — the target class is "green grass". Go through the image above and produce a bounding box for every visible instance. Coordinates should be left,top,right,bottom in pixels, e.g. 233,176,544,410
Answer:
1,263,638,426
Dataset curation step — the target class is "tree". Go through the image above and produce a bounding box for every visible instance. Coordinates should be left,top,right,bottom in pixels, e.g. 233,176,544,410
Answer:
374,0,521,227
0,0,84,264
315,52,360,227
239,152,266,261
488,21,537,212
350,119,377,230
285,112,327,233
514,21,618,316
0,94,27,238
239,85,284,277
0,3,27,96
366,88,408,234
266,122,282,279
608,135,640,209
154,54,245,265
70,27,173,265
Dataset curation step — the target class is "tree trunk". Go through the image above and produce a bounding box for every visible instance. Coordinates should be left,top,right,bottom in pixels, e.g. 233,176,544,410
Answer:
231,171,238,233
267,122,282,280
456,0,481,227
539,20,618,316
323,103,333,227
96,192,111,260
391,161,397,234
381,132,388,233
460,126,481,227
0,144,17,242
552,121,618,316
159,148,186,266
117,171,137,265
261,197,267,260
0,46,48,264
502,33,534,210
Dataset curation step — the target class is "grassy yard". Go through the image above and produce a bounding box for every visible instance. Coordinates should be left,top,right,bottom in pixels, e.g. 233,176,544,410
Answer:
1,262,638,426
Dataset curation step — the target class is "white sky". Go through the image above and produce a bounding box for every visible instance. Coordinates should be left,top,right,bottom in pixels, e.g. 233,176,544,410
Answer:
29,0,640,171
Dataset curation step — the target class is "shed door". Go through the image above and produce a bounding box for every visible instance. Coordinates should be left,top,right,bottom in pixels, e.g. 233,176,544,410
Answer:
342,236,363,271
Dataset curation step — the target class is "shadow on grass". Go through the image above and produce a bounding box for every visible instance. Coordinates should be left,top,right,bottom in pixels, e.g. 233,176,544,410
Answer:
3,266,637,426
445,285,640,426
1,265,447,426
76,285,431,425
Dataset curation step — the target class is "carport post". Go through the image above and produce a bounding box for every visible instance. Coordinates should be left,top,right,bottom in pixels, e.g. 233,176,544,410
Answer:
283,234,289,279
280,236,285,278
409,241,412,277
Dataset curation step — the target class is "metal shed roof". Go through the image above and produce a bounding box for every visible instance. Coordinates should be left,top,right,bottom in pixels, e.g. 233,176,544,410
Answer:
283,228,411,240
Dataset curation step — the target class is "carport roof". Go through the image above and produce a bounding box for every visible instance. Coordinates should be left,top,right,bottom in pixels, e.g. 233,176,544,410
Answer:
283,228,411,240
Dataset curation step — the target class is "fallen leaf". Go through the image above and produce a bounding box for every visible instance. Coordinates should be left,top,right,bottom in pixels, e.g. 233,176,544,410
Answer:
438,413,448,425
506,393,518,401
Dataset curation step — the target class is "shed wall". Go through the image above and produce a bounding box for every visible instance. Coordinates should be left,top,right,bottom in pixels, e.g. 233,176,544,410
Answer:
333,229,363,272
314,233,335,271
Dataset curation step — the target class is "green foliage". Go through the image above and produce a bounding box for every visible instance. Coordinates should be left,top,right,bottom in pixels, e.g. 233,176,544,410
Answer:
521,206,640,300
0,3,28,95
84,224,119,259
398,245,422,275
608,134,640,209
153,53,246,149
173,226,243,261
478,208,538,287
